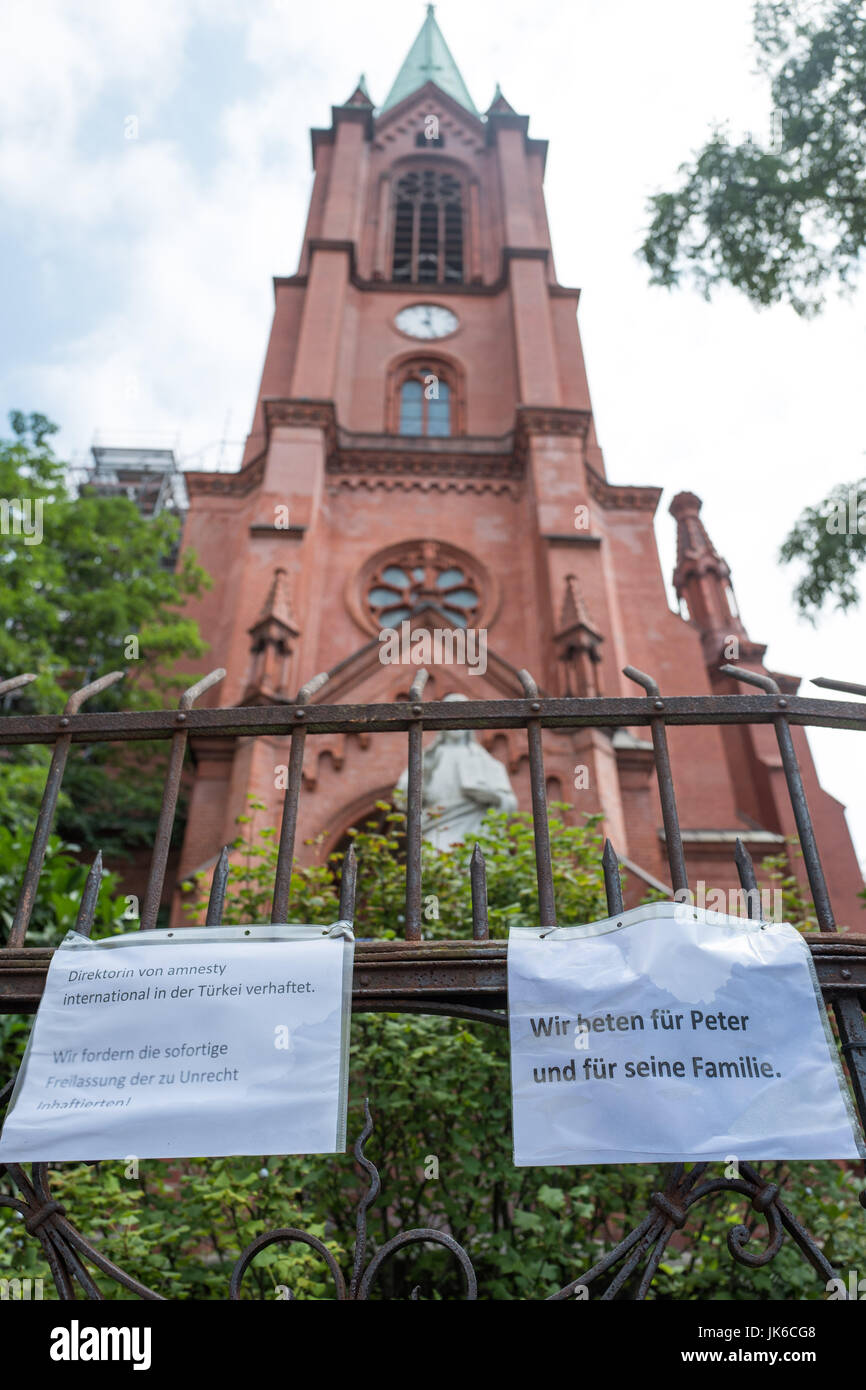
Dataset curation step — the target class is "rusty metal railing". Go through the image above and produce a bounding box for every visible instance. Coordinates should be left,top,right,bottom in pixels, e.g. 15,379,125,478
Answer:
1,660,865,1299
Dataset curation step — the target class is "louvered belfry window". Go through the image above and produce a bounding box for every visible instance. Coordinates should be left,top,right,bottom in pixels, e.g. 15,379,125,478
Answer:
392,170,464,284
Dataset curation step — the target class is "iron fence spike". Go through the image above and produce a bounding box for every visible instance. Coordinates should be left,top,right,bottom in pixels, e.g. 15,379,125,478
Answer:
179,667,226,710
811,676,866,697
408,668,429,701
64,670,125,716
297,671,329,704
339,842,358,925
623,665,659,697
0,673,37,697
733,838,762,919
517,668,538,697
74,852,104,938
470,842,489,940
719,664,780,695
520,676,556,927
602,838,624,916
205,846,231,926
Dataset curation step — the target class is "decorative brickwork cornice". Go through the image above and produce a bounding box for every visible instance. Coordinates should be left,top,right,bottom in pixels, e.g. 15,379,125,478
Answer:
515,406,592,445
184,401,338,499
329,447,519,480
327,474,521,498
187,405,528,500
193,408,661,504
586,463,662,513
184,454,265,498
188,406,653,504
328,424,522,495
263,398,338,461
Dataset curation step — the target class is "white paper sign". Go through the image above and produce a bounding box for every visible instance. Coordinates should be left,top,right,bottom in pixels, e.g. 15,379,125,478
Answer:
0,923,354,1162
508,905,865,1166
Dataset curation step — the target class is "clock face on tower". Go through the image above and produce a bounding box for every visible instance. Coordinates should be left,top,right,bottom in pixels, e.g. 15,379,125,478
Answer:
395,304,459,339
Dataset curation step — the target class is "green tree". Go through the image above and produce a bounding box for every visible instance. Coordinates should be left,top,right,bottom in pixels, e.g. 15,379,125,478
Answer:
640,1,866,317
638,1,866,616
778,476,866,617
0,412,211,854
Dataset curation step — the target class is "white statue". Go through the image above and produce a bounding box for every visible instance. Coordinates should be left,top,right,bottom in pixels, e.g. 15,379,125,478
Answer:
395,693,518,850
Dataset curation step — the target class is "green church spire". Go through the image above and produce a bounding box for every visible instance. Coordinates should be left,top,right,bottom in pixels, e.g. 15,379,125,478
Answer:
381,5,477,115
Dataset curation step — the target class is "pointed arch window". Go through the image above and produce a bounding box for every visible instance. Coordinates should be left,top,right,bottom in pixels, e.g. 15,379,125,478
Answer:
396,364,453,437
392,169,464,284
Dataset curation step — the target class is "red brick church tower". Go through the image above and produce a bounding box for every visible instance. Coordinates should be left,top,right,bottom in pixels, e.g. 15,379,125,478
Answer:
173,6,863,924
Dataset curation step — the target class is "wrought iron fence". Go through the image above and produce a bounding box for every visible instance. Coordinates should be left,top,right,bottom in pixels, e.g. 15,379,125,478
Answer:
0,660,864,1299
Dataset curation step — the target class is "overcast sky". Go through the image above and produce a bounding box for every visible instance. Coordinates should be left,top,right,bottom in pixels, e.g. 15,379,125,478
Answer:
3,0,865,873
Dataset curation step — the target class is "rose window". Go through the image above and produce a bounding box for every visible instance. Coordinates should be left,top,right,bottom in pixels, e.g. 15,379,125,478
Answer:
366,543,482,629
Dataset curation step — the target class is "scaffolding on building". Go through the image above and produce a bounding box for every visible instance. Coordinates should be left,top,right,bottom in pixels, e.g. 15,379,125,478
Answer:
82,445,189,519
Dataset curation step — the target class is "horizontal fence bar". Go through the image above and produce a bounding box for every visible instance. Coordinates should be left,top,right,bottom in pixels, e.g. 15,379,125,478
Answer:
2,937,865,1014
1,693,865,745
